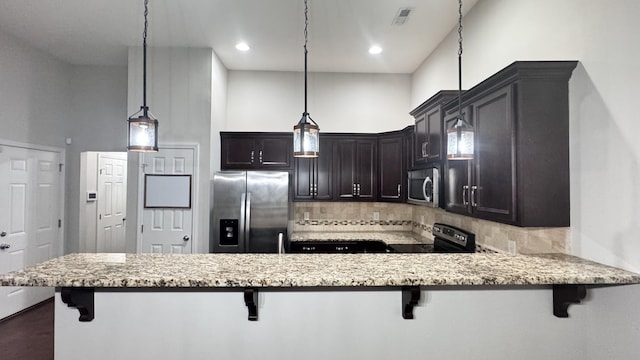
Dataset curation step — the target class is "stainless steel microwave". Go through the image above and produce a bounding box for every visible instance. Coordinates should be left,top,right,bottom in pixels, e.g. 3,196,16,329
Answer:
407,167,439,207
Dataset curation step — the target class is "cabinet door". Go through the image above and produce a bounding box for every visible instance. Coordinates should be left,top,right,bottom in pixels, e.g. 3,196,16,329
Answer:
472,86,516,223
314,137,334,200
445,159,471,214
258,136,292,169
334,140,357,199
356,139,377,200
444,110,472,214
426,106,442,162
404,126,415,171
414,113,428,166
378,136,404,202
293,157,314,200
221,137,255,169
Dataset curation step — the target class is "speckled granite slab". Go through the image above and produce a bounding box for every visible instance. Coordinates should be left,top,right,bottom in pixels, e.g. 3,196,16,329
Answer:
290,231,430,245
1,253,639,288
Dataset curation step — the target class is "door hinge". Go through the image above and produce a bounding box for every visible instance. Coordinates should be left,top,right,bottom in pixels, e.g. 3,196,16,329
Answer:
59,163,64,172
58,219,62,228
99,168,103,175
141,225,144,233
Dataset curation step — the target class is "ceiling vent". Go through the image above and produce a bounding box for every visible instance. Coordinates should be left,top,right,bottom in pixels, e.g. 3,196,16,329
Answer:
392,7,413,25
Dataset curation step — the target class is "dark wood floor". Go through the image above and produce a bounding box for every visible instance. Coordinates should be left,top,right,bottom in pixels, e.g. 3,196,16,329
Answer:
0,298,54,360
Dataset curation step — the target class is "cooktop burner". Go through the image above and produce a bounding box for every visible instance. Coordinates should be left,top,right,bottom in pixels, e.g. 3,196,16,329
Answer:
386,243,434,253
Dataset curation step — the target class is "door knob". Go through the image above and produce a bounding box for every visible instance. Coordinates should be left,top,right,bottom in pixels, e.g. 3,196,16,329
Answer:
0,243,10,250
0,231,6,237
183,235,190,241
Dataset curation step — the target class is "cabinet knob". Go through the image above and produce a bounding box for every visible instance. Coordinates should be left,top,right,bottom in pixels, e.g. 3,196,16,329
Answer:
183,235,190,242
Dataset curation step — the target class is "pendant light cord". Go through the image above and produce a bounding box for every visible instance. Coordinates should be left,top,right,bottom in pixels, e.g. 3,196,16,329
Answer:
457,0,463,122
143,0,149,117
303,0,309,116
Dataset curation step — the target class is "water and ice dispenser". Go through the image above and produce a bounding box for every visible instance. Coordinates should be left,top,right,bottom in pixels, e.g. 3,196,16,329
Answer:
219,219,238,246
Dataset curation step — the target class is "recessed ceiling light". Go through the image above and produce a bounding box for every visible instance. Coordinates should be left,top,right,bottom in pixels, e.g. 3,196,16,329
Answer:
369,46,383,55
235,42,250,51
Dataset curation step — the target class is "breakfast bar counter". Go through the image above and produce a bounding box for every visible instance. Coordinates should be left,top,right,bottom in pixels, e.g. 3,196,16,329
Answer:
2,252,639,288
2,252,639,360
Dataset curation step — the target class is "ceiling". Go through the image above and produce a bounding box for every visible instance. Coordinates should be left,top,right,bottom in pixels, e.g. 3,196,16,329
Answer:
0,0,478,74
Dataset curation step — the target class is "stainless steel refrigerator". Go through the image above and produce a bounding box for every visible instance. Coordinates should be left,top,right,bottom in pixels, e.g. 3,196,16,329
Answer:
210,171,289,253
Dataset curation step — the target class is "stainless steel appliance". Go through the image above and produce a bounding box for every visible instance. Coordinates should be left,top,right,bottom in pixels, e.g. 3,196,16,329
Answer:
210,171,289,253
432,223,476,253
407,167,439,207
288,223,476,253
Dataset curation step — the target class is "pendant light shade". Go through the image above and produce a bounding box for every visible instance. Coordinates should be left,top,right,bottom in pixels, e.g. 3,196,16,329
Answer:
447,119,474,160
127,108,159,152
447,0,474,161
294,113,319,157
293,0,319,158
127,0,158,152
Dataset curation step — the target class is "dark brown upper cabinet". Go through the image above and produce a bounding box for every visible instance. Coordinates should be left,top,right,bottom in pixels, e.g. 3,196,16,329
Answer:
378,130,406,202
333,136,377,201
221,132,292,170
409,91,458,168
443,61,577,227
293,135,334,201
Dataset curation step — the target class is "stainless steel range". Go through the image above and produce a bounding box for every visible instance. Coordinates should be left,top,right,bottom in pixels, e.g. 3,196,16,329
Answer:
288,223,476,254
432,223,476,253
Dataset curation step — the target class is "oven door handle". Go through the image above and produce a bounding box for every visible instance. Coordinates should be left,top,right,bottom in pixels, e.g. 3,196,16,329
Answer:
423,176,432,202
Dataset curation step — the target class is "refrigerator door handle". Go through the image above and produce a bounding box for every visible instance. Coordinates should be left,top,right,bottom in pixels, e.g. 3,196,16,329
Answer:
245,192,252,250
239,192,247,251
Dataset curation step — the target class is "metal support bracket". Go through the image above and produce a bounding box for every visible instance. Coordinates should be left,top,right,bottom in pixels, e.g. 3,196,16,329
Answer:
60,287,95,322
244,288,258,321
401,286,421,319
553,284,587,318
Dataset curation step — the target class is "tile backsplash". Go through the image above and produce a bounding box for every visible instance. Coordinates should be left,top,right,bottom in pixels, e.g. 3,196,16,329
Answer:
292,202,569,254
293,202,412,232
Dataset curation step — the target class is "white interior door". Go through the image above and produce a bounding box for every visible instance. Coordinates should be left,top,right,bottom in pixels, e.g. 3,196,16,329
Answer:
97,153,127,252
0,144,61,319
139,147,195,254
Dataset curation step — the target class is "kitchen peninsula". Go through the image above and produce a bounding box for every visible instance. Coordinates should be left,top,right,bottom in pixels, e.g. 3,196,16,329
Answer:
2,252,639,360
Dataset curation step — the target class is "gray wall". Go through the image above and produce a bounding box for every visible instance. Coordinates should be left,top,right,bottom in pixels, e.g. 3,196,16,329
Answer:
126,47,212,254
66,66,128,253
225,71,413,133
0,29,71,147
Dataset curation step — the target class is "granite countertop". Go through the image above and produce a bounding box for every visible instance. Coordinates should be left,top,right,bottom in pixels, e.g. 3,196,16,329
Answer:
1,253,639,288
289,231,430,245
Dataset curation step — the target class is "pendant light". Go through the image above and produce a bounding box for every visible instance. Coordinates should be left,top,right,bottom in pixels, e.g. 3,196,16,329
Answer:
447,0,474,160
293,0,319,158
127,0,159,152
